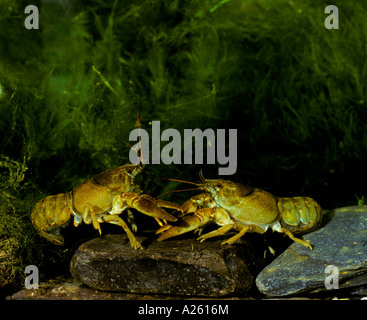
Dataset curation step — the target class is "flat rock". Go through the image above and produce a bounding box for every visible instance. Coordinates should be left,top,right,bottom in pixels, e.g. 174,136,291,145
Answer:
256,205,367,297
70,233,266,297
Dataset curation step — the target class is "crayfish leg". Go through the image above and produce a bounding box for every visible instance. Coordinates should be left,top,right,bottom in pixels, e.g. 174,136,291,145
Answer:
221,224,266,246
127,209,137,233
197,224,234,242
83,203,102,235
73,214,82,227
277,226,313,251
193,226,206,236
221,225,250,245
103,215,143,250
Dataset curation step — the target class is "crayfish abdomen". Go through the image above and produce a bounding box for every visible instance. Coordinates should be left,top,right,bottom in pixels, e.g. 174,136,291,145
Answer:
31,192,73,245
277,196,323,234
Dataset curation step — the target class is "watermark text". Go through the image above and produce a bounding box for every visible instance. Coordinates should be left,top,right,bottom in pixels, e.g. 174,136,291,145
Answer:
24,265,39,289
129,121,237,175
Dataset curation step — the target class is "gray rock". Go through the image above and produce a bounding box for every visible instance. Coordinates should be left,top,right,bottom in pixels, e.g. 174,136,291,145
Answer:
70,233,265,297
256,205,367,297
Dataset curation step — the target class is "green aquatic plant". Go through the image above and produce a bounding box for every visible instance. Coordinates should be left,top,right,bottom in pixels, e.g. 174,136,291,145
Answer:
356,195,367,207
0,153,42,290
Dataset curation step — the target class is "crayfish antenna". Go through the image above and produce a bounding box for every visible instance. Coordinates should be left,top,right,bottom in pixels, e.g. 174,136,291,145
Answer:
160,177,200,187
199,169,206,183
155,188,200,200
136,105,144,167
124,105,145,170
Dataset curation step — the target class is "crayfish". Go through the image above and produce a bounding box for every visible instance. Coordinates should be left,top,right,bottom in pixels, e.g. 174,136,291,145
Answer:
31,109,180,250
157,171,323,250
31,162,181,250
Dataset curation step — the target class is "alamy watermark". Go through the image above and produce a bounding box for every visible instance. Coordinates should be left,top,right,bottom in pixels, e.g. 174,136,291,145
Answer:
129,121,237,176
324,265,367,300
24,265,39,289
324,5,339,30
324,265,339,290
24,5,39,30
25,4,339,31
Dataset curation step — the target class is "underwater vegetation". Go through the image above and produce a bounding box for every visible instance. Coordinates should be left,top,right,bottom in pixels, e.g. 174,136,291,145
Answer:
0,0,367,290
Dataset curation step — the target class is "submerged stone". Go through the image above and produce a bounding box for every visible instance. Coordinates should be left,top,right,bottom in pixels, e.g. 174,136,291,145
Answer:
70,233,265,297
256,206,367,297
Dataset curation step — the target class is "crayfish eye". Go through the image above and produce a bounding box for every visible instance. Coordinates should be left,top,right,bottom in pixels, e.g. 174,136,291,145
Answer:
216,183,222,189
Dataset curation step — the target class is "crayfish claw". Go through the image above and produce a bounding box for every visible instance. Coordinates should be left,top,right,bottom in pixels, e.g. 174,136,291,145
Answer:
157,213,209,241
156,224,172,234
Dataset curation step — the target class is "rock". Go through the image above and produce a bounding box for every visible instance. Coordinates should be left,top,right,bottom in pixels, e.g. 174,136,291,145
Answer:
70,233,266,297
256,205,367,297
7,276,183,300
8,276,256,300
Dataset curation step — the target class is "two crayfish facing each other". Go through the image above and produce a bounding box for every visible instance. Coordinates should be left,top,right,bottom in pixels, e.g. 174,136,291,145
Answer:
31,165,323,251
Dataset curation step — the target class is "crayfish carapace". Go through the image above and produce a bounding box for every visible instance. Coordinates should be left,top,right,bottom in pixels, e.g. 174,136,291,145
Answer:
157,172,323,250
